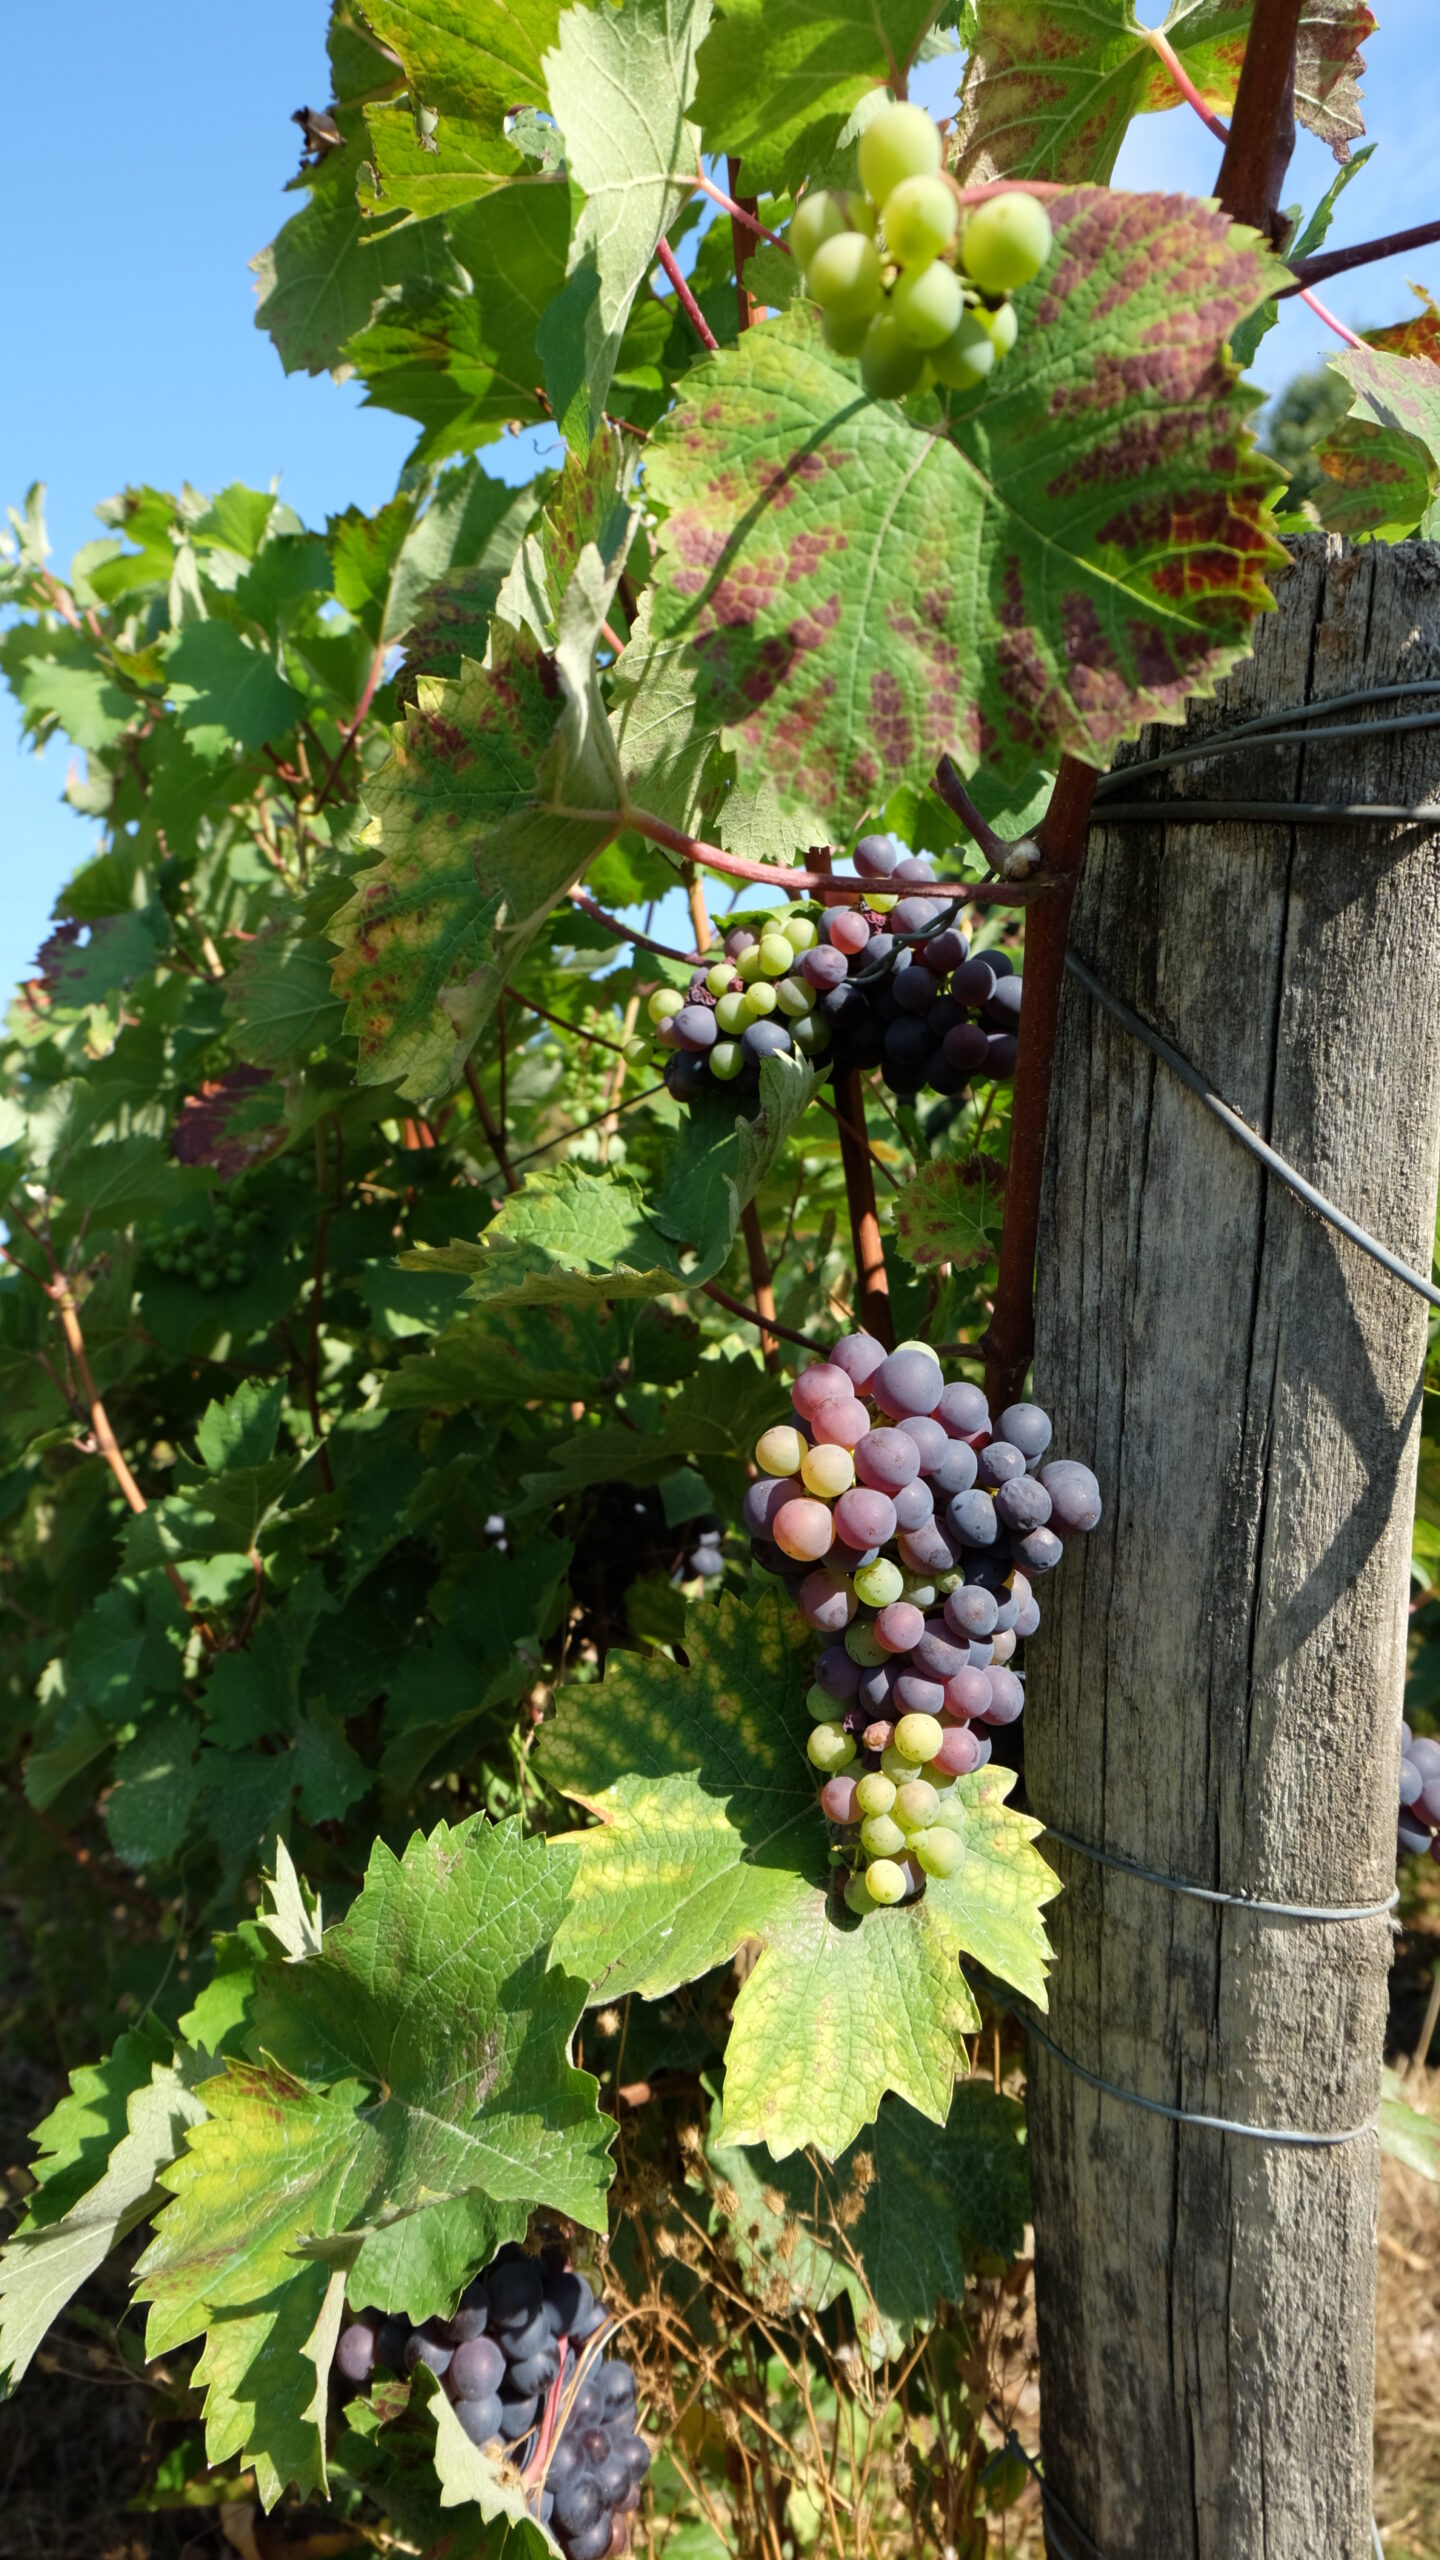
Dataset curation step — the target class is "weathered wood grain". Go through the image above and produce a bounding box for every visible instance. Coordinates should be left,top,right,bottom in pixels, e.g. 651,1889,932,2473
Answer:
1027,535,1440,2560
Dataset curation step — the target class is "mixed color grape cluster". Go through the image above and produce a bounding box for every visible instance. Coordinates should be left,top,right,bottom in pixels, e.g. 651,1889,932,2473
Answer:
335,2245,650,2556
743,1336,1100,1908
790,100,1054,402
1398,1723,1440,1865
650,848,1021,1104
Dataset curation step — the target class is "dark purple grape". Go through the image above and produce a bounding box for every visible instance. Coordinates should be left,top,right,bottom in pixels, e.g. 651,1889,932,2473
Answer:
946,1584,998,1639
967,1638,995,1668
599,2364,637,2414
742,1017,793,1060
822,982,868,1031
616,2433,652,2484
935,1381,989,1438
893,1672,945,1716
929,1055,969,1097
1400,1758,1424,1808
509,2348,559,2395
665,1052,708,1100
582,2424,613,2466
451,2333,506,2399
833,1485,898,1548
891,897,942,934
673,1004,717,1052
945,1666,993,1719
892,965,939,1015
854,833,900,880
1013,1524,1064,1573
831,1538,880,1573
949,958,996,1006
855,1428,920,1492
976,1440,1027,1488
803,943,850,989
555,2476,607,2535
567,2522,615,2560
1409,1737,1440,1783
453,2393,504,2445
497,2308,550,2362
873,1347,944,1420
932,1439,979,1498
376,2315,410,2371
1039,1460,1102,1532
829,1330,888,1387
904,1415,950,1472
856,1661,897,1715
336,2320,379,2384
816,1642,863,1699
997,1401,1052,1460
549,2436,585,2486
883,1016,930,1070
892,1478,935,1531
990,951,1016,979
995,1476,1053,1533
598,2450,632,2504
892,854,937,886
923,929,967,974
911,1626,967,1681
404,2324,454,2379
948,1489,999,1548
926,996,966,1040
985,975,1023,1028
897,1519,959,1573
863,931,896,968
972,1734,994,1769
942,1022,990,1075
1014,1593,1042,1638
451,2304,490,2342
743,1474,801,1538
798,1568,854,1633
497,2391,541,2440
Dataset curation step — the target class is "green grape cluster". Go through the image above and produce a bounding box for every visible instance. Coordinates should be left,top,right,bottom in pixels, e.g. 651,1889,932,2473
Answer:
146,1199,265,1290
789,102,1053,403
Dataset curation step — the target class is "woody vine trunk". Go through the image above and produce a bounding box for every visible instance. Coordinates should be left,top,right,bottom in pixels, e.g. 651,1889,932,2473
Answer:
1025,534,1440,2559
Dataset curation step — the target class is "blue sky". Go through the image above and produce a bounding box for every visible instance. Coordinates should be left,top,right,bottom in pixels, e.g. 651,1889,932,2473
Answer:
4,0,1438,997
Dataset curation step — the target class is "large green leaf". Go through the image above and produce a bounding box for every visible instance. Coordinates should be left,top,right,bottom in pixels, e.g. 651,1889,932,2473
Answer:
330,562,622,1098
359,0,560,221
646,202,1284,835
515,1350,776,1506
544,0,711,427
407,1163,690,1307
135,1819,612,2503
951,0,1374,188
694,0,937,192
540,1585,1056,2159
0,2047,207,2395
708,2078,1028,2359
352,182,573,463
252,180,463,379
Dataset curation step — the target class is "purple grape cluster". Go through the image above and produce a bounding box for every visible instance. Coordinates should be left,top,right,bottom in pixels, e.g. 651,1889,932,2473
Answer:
335,2245,650,2556
1399,1723,1440,1865
740,1336,1101,1907
654,835,1022,1108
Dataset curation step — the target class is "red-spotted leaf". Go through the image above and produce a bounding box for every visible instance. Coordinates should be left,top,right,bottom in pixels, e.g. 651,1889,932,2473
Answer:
1311,419,1436,543
1366,295,1440,366
893,1154,1006,1269
951,0,1373,186
646,194,1284,836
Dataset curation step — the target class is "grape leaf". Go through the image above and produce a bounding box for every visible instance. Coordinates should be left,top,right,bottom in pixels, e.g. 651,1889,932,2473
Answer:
646,199,1284,837
1368,295,1440,366
694,0,938,192
331,552,622,1098
1331,344,1440,467
252,179,464,379
135,1818,612,2503
406,1163,690,1308
0,2053,207,2395
1379,2067,1439,2183
380,1300,631,1407
540,1584,1055,2158
514,1351,777,1507
544,0,711,427
359,0,561,221
167,624,304,753
1311,417,1436,541
951,0,1374,188
892,1154,1005,1269
707,2078,1028,2359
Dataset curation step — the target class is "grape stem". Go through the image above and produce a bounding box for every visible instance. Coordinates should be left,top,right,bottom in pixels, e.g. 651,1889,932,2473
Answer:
567,889,701,965
933,758,1009,871
833,1067,895,1346
1284,216,1440,292
699,1276,821,1353
606,801,1050,903
695,166,787,251
740,1200,780,1368
655,237,719,353
503,983,640,1061
463,1058,521,1193
1142,25,1231,144
1296,285,1365,349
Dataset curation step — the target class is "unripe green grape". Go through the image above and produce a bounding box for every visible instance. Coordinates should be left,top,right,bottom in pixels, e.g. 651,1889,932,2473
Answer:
736,945,766,983
858,100,941,208
807,1681,845,1720
841,189,878,238
647,987,682,1024
855,1771,897,1817
921,1762,958,1794
868,892,897,912
926,1792,967,1830
705,961,735,996
710,1039,743,1080
843,1868,873,1915
893,1778,939,1832
900,1574,937,1607
821,306,872,358
978,298,1018,357
890,259,966,349
879,1743,912,1781
756,1422,805,1475
801,1442,855,1498
782,914,818,952
806,232,884,322
860,1812,906,1858
883,172,958,266
914,1825,966,1879
775,974,815,1018
846,1621,889,1667
714,990,749,1036
960,191,1054,294
894,1710,944,1764
746,980,777,1018
759,931,795,976
863,1856,907,1906
860,312,926,401
790,187,847,270
930,312,996,392
853,1557,904,1609
936,1567,963,1595
792,1012,832,1054
808,1720,858,1772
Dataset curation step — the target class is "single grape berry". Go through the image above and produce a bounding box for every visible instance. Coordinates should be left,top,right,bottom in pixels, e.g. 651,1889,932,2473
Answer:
790,187,848,268
960,191,1054,294
890,259,965,349
807,232,884,322
858,100,942,206
883,172,959,265
859,312,926,401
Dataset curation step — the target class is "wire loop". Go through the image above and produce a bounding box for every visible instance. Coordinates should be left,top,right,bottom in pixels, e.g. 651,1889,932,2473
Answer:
1039,1822,1400,1923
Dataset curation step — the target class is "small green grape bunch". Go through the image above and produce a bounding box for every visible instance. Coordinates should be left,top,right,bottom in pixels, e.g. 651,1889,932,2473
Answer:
147,1197,264,1291
789,100,1053,404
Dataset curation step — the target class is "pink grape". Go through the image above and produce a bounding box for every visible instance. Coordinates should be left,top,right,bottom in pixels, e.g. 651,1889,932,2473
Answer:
931,1723,984,1775
874,1600,925,1655
944,1667,993,1718
821,1773,861,1823
810,1394,873,1448
793,1362,853,1421
830,910,871,955
979,1666,1025,1725
829,1331,888,1389
834,1486,897,1549
774,1497,836,1562
855,1427,921,1492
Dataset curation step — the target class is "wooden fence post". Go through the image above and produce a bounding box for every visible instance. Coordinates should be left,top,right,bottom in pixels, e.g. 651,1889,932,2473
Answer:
1025,533,1440,2559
